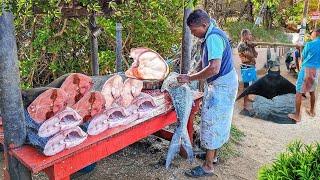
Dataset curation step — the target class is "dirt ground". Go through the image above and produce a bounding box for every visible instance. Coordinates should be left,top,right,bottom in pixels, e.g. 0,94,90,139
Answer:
1,49,320,180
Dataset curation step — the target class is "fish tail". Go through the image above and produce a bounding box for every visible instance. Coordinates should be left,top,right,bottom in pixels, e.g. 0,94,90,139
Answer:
165,143,180,169
181,133,194,162
165,133,182,169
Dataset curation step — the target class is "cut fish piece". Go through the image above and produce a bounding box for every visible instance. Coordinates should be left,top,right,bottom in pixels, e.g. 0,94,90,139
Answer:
27,88,68,123
131,92,157,118
72,91,106,122
43,126,87,156
87,105,139,136
60,73,93,106
125,47,169,80
117,78,143,107
87,106,129,135
108,112,139,129
101,74,124,108
86,114,109,136
38,107,83,138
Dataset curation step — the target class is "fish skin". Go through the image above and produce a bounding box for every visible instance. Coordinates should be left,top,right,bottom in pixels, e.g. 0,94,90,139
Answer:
161,72,194,169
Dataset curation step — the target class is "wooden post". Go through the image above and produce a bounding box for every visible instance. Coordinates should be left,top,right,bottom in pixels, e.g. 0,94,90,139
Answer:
181,2,192,74
315,0,320,29
89,14,99,76
298,0,309,45
0,9,32,180
116,23,123,72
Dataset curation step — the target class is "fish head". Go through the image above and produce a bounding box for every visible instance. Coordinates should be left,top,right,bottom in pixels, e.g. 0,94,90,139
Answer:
161,72,181,92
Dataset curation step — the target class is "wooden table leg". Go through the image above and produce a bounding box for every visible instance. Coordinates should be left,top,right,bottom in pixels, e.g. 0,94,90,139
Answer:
45,165,70,180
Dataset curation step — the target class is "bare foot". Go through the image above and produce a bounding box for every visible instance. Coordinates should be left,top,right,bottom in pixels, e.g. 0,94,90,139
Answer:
306,110,316,117
288,113,301,122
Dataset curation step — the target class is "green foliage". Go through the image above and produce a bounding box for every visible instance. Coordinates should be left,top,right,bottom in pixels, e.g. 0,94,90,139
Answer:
224,20,290,45
112,0,184,56
258,141,320,180
219,125,245,159
5,0,196,88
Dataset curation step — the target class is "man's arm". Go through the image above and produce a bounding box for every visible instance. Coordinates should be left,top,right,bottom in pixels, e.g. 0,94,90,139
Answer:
190,60,221,81
242,51,256,59
178,34,224,83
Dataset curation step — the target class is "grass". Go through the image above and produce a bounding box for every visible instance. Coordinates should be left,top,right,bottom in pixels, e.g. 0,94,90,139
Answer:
223,20,291,46
258,141,320,180
219,125,245,159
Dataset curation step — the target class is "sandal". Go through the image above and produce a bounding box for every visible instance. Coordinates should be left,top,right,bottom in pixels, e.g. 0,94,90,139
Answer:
185,166,215,178
240,109,255,117
195,152,219,164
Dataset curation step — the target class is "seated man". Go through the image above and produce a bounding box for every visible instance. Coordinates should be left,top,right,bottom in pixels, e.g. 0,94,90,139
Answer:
288,28,320,122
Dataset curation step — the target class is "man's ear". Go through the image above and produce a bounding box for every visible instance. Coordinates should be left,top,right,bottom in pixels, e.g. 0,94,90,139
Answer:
200,23,207,28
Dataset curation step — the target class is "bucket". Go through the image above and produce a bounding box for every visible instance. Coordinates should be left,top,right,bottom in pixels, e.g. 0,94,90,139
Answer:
240,66,257,83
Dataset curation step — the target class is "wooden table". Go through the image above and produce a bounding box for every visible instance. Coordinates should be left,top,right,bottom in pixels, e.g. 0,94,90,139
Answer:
9,93,202,180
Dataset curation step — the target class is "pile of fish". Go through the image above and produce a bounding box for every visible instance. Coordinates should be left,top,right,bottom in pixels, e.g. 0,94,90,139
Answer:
23,73,164,156
0,47,173,156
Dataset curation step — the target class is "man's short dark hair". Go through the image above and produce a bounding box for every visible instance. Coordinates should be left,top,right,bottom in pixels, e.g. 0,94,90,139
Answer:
187,9,210,27
241,29,251,37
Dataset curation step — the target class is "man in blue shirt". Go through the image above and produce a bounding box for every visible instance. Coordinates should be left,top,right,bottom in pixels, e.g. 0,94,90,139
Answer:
177,9,238,177
288,28,320,122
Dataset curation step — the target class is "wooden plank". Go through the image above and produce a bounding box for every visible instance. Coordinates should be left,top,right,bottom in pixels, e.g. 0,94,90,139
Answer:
89,14,99,76
252,41,301,47
116,23,123,72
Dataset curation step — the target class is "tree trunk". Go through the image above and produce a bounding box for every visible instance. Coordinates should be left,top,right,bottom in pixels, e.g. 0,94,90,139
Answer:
0,9,32,180
248,0,254,23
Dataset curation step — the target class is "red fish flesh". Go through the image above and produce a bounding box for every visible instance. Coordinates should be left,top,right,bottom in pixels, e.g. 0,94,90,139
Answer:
38,107,83,138
60,73,93,106
72,91,105,122
27,88,68,123
101,74,124,108
125,47,169,80
116,78,143,107
43,126,87,156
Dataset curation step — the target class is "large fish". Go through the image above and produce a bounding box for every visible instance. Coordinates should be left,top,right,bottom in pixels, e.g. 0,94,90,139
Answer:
161,72,194,169
236,69,296,100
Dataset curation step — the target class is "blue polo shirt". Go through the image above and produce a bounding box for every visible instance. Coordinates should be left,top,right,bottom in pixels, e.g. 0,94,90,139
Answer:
204,22,226,61
201,21,233,83
301,37,320,68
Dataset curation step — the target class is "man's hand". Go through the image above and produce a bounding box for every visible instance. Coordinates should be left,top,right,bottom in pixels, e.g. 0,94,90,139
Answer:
177,74,190,83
